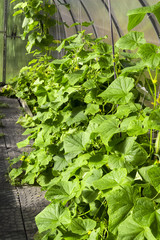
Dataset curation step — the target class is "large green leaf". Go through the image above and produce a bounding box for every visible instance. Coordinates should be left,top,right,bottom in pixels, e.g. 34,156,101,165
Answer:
45,180,79,201
64,131,84,157
118,216,156,240
82,168,103,188
61,154,90,181
37,149,52,166
35,203,71,233
148,167,160,193
66,108,88,126
53,155,69,171
93,168,127,190
115,137,148,167
133,198,155,227
138,43,160,69
148,109,160,131
121,61,145,75
106,185,135,233
126,119,148,136
115,32,145,50
94,118,121,145
85,103,99,115
151,209,160,239
127,14,145,31
107,155,134,173
99,76,134,104
127,2,160,30
70,218,96,235
65,70,84,86
116,103,141,119
88,153,108,168
82,188,99,203
139,165,155,183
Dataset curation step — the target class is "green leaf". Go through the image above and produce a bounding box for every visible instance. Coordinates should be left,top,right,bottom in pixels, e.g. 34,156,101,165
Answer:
148,109,160,131
82,168,103,188
85,104,99,115
17,137,30,148
128,14,145,31
13,9,23,16
121,61,145,75
133,198,155,227
151,209,160,239
115,137,148,167
21,172,37,185
88,153,108,168
138,43,160,68
115,32,145,50
93,168,127,190
52,58,70,65
9,168,23,180
65,71,84,86
116,103,141,119
63,132,84,157
61,154,90,181
99,76,134,104
45,180,79,201
126,119,148,136
82,188,99,203
53,155,69,171
83,79,96,89
70,218,96,235
139,166,155,183
37,149,52,166
66,108,88,126
127,2,160,30
118,215,155,240
108,155,134,173
148,167,160,193
106,185,135,232
35,203,71,233
95,118,121,145
81,21,94,27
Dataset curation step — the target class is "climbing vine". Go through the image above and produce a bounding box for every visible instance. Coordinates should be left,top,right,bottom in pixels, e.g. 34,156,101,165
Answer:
5,1,160,239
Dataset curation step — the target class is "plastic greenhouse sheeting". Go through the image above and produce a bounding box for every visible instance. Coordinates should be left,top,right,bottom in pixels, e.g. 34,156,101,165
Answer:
0,0,32,82
54,0,160,45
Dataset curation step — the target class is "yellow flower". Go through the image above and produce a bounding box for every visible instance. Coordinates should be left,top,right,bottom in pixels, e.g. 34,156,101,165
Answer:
20,155,25,161
152,79,157,84
88,231,92,235
74,66,79,70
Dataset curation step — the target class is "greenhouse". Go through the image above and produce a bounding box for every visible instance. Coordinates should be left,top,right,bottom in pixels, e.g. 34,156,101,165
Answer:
1,0,160,239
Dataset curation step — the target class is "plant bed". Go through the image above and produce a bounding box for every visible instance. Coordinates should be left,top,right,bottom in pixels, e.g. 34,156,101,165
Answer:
4,1,160,239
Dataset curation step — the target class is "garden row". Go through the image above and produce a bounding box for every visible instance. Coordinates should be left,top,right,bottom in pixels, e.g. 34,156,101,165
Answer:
4,1,160,239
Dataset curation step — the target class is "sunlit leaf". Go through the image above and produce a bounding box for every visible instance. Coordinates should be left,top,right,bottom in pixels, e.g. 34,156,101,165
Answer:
116,32,146,50
35,203,71,233
133,198,155,227
93,168,127,190
70,218,96,235
99,76,134,104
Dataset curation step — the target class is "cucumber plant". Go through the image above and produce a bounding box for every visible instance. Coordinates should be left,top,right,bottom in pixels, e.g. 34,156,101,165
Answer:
7,1,160,239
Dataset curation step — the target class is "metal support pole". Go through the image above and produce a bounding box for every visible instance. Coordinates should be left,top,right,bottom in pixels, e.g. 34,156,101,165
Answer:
107,0,117,79
3,0,8,83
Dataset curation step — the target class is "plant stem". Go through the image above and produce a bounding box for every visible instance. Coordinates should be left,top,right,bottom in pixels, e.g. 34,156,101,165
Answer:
147,67,157,109
150,129,153,155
